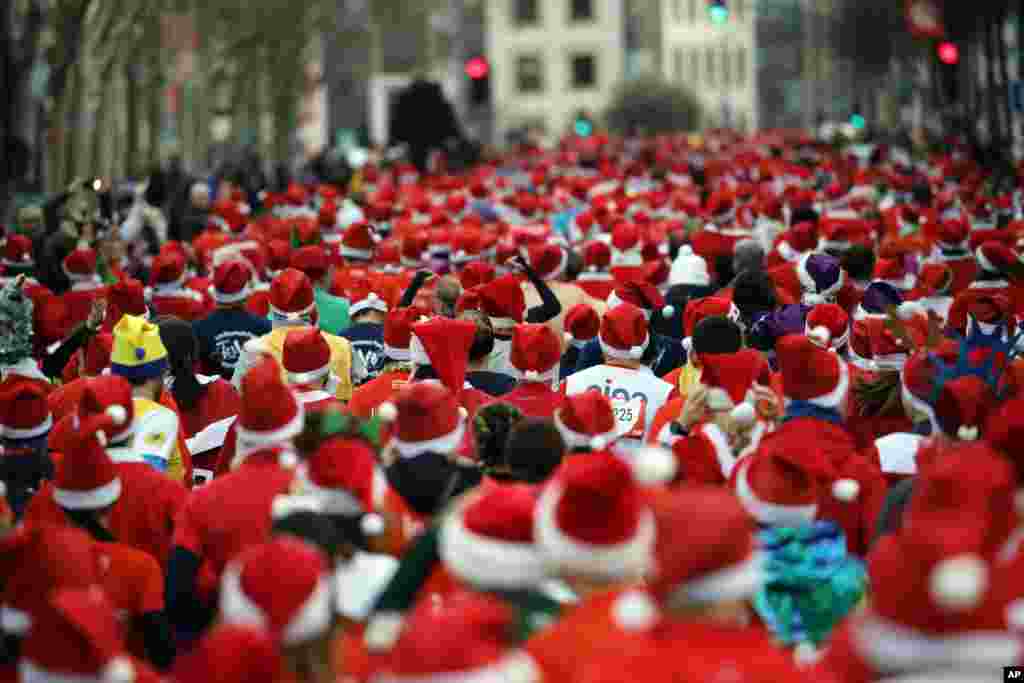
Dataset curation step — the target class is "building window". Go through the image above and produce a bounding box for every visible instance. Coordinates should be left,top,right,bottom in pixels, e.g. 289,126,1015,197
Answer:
512,0,539,26
706,46,716,87
721,45,731,89
516,55,544,93
673,48,684,82
570,0,594,22
571,54,597,89
690,49,700,83
736,46,747,87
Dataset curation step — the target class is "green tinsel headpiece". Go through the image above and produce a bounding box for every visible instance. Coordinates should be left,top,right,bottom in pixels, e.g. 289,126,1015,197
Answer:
0,280,34,366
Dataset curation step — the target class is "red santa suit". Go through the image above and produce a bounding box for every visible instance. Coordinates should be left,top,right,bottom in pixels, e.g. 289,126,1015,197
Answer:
347,367,412,419
60,280,107,337
575,271,617,301
149,286,206,322
179,376,241,478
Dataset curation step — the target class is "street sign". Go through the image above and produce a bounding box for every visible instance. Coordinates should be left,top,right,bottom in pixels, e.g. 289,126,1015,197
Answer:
1011,81,1024,114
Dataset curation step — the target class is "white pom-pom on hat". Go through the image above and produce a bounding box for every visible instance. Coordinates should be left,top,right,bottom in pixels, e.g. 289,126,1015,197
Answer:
1006,598,1024,631
105,405,128,426
361,513,386,537
631,446,678,485
458,406,469,418
929,554,988,611
808,325,831,348
957,425,980,441
611,590,659,632
524,370,540,381
364,612,405,652
588,265,599,273
832,478,860,502
103,657,134,683
730,402,757,427
793,642,822,667
590,435,608,451
661,305,675,318
377,402,398,423
95,431,108,448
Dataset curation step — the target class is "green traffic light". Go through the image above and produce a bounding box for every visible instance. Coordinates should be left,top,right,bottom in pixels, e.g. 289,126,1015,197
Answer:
709,5,729,23
850,114,866,130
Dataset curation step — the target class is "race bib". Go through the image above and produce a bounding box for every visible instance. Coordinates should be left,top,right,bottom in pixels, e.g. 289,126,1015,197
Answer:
611,396,646,440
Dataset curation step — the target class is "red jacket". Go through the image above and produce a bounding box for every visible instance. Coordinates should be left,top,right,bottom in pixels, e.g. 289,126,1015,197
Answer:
487,382,563,419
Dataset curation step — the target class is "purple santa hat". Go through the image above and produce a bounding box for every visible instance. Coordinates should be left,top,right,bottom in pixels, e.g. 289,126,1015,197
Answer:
854,281,904,321
796,253,845,305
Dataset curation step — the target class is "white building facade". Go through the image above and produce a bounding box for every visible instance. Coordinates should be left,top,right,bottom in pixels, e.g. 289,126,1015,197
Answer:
486,0,627,144
661,0,758,131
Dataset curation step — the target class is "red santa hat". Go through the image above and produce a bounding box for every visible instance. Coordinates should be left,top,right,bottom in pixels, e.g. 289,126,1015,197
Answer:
289,245,329,285
554,390,617,451
282,328,332,386
53,413,124,511
349,283,389,319
975,241,1019,276
640,487,761,612
19,588,136,683
874,258,915,291
563,303,601,348
706,190,736,224
299,437,380,523
611,222,641,253
149,249,188,288
269,268,316,321
341,222,378,261
220,537,332,645
804,303,850,350
383,307,420,362
439,483,547,590
913,263,954,299
374,240,402,274
107,278,147,319
699,350,769,425
381,382,466,459
777,222,818,262
668,245,711,287
410,317,476,393
581,241,612,274
937,218,969,247
901,341,960,433
776,333,850,409
933,376,995,442
535,451,655,580
459,261,497,291
76,375,134,446
172,625,284,683
607,281,674,320
213,260,253,305
733,432,853,527
599,304,650,361
451,228,485,265
0,379,51,440
509,324,561,384
477,275,526,328
2,234,33,267
62,242,98,282
265,240,291,276
527,243,567,280
75,333,114,380
235,357,304,451
370,594,539,681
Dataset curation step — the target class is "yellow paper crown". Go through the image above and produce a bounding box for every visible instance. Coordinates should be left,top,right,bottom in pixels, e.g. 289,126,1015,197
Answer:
110,314,168,379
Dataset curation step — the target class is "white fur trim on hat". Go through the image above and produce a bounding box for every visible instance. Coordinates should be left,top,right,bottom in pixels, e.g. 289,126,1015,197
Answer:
372,652,541,683
0,605,30,635
513,365,559,385
272,494,324,520
599,333,650,361
20,659,134,683
235,402,305,449
350,292,389,319
439,505,548,590
53,477,122,511
220,563,332,645
340,246,374,260
552,411,617,451
2,413,53,440
853,615,1022,674
976,245,999,273
286,364,331,387
297,469,365,516
364,612,405,652
389,418,466,459
534,482,655,581
103,658,134,683
269,301,317,321
832,478,860,502
734,460,817,527
213,283,252,305
665,551,764,607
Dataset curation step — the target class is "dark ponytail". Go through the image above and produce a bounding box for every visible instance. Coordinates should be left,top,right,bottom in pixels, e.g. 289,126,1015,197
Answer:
157,316,206,412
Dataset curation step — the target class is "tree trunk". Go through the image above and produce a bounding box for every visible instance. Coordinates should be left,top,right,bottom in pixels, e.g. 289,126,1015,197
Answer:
124,64,139,177
998,7,1015,151
64,59,85,188
986,16,1001,148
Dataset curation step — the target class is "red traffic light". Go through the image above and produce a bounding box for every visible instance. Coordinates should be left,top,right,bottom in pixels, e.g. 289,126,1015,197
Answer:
937,42,959,65
465,57,489,80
